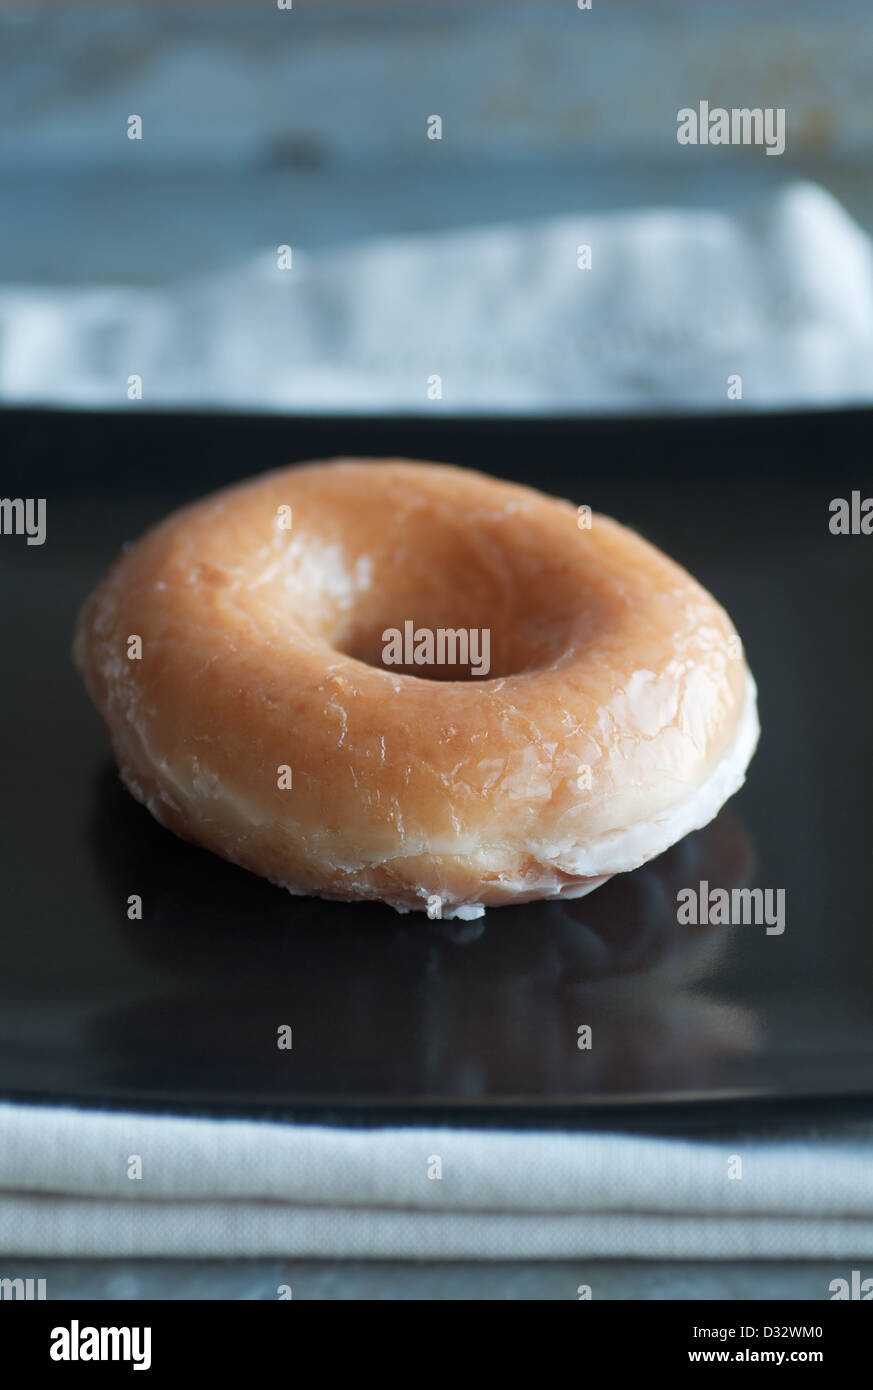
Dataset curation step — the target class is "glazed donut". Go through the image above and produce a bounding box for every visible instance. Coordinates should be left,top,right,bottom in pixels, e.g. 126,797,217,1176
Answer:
74,459,759,919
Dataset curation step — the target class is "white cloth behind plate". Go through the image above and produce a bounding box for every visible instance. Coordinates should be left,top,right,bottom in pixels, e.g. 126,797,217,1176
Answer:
2,1102,873,1259
2,182,873,415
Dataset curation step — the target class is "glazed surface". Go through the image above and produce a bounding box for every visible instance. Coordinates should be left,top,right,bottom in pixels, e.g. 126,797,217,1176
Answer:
74,460,758,915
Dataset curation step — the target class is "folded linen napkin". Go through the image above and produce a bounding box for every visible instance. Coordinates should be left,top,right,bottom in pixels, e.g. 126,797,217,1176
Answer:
2,1102,873,1260
2,182,873,415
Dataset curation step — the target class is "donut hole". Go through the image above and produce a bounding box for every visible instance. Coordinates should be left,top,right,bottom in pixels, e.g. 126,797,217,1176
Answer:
273,492,596,682
324,551,578,682
334,615,513,681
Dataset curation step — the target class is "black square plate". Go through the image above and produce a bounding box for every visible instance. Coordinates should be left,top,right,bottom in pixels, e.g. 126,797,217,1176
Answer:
1,407,871,1131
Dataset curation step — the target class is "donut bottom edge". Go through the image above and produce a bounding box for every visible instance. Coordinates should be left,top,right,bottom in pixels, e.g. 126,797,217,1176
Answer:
109,672,758,923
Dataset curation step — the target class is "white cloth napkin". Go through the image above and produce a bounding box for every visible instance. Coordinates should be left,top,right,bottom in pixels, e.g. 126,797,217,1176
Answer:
3,182,873,415
2,1102,873,1260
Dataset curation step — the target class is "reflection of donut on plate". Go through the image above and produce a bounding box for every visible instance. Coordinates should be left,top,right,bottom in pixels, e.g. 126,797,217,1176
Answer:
546,804,755,988
87,780,760,1101
75,461,759,919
